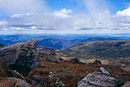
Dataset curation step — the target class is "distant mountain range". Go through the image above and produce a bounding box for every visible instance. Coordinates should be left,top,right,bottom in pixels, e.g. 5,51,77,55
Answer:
0,34,130,49
37,38,84,49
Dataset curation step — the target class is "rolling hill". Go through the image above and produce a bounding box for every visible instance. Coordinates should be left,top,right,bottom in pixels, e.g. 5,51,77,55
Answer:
67,40,130,59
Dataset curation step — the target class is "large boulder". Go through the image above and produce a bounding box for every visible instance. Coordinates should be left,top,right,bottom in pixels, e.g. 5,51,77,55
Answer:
123,81,130,87
38,50,59,62
69,58,80,63
0,39,39,74
92,60,102,65
30,77,47,87
8,77,30,87
0,44,4,48
78,67,122,87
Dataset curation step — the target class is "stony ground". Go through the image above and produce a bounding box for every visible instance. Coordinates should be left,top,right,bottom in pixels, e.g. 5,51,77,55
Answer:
28,59,130,87
0,59,130,87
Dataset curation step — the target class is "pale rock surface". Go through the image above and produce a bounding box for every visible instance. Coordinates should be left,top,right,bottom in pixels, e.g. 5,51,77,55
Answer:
78,67,122,87
122,81,130,87
8,77,30,87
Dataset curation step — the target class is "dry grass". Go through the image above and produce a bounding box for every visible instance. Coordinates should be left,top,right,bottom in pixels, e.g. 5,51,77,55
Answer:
0,62,20,87
0,78,17,87
0,59,129,87
29,60,130,87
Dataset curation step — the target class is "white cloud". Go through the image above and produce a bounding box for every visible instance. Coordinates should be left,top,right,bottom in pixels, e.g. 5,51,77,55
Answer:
0,0,130,34
112,7,130,31
116,7,130,16
0,21,8,25
54,8,72,18
0,0,48,14
73,0,113,29
11,13,35,18
83,0,109,14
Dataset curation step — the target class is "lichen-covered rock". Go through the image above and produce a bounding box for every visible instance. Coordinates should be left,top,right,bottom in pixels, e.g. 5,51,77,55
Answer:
8,77,30,87
78,67,122,87
0,39,39,74
123,81,130,87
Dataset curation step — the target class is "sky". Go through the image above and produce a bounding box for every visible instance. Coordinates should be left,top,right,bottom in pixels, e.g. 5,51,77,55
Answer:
0,0,130,34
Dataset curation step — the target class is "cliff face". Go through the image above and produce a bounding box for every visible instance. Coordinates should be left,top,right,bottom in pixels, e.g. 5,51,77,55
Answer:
0,39,39,74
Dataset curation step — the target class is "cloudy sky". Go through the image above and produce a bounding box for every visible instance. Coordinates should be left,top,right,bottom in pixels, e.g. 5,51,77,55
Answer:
0,0,130,34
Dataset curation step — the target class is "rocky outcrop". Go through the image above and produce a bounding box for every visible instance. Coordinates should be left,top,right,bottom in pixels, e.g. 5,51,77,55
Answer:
123,81,130,87
92,60,102,65
11,70,25,79
8,77,30,87
39,50,60,62
0,44,4,48
0,39,39,74
69,58,80,63
30,77,47,87
78,67,122,87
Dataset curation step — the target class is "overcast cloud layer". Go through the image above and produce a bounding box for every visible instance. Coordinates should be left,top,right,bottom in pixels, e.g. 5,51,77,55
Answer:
0,0,130,34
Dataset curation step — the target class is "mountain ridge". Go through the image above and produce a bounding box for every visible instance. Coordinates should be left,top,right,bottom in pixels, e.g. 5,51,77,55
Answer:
67,40,130,59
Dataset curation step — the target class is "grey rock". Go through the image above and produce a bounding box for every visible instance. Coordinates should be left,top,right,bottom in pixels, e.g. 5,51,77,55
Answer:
0,39,39,74
78,67,122,87
123,81,130,87
59,58,64,61
92,60,102,65
98,67,111,76
0,44,4,48
39,50,60,62
12,70,25,79
30,77,47,87
8,77,30,87
69,58,80,63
